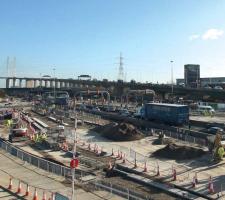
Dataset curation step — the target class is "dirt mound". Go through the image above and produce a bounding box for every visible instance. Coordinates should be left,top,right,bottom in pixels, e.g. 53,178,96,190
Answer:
151,143,206,160
93,122,144,141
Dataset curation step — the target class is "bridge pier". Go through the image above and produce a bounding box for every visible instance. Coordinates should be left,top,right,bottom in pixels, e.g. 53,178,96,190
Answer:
6,78,10,88
19,79,22,88
12,78,16,88
34,80,37,88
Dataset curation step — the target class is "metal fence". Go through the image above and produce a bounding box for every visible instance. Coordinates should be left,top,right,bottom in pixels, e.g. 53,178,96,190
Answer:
0,139,149,200
162,129,207,146
0,139,89,180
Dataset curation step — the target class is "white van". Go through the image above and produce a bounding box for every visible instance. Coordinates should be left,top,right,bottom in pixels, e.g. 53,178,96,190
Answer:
197,105,215,114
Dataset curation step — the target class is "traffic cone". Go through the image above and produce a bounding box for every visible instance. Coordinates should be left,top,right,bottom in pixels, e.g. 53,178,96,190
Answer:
156,165,160,176
33,188,38,200
208,176,214,194
143,162,147,172
192,176,196,188
122,153,126,163
119,151,123,160
195,172,198,184
48,192,55,200
17,180,22,194
42,191,47,200
173,169,177,181
8,177,12,190
117,150,120,158
134,159,137,168
25,184,30,196
111,148,114,156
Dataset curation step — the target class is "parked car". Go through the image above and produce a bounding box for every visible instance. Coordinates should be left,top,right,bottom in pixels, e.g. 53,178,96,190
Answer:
92,107,100,112
207,127,223,135
119,109,130,117
214,86,223,90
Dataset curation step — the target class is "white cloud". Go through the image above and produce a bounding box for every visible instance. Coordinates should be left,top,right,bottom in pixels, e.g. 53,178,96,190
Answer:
202,29,224,40
189,34,200,41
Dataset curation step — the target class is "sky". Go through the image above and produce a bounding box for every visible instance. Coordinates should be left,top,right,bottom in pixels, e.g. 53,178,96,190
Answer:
0,0,225,87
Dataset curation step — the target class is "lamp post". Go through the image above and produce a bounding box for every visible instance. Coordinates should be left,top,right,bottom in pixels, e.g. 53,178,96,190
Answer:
170,61,174,95
71,113,77,200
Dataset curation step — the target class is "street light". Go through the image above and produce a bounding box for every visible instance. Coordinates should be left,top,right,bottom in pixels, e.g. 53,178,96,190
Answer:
170,61,174,95
71,114,77,200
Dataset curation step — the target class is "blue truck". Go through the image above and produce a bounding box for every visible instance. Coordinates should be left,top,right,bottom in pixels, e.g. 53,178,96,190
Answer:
142,103,189,125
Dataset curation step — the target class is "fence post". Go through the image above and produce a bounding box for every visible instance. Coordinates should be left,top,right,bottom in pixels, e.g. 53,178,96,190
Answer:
47,161,49,172
127,188,129,200
110,183,112,195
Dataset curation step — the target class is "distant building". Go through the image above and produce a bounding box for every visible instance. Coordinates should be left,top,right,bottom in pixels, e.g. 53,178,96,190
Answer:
184,64,200,88
176,77,225,88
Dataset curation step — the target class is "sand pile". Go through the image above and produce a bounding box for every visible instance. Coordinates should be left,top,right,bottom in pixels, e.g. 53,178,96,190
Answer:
152,143,206,160
93,122,144,141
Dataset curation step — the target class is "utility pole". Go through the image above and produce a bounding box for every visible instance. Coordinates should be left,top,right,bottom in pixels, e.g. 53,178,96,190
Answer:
71,113,77,200
170,61,174,95
118,52,124,81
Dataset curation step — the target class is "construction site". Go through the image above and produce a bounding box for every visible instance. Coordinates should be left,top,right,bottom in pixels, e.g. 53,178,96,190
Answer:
0,92,225,200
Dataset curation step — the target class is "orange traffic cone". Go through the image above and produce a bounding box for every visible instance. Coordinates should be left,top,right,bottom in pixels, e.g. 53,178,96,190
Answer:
156,165,160,176
42,191,47,200
119,151,123,160
122,153,126,163
195,172,199,184
111,148,114,156
33,188,38,200
17,180,22,194
173,169,177,181
117,150,120,158
48,192,55,200
143,162,147,172
192,176,196,188
25,184,30,196
208,176,214,194
8,177,12,190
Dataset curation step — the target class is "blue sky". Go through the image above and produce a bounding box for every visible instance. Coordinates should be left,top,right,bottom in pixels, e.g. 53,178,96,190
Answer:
0,0,225,86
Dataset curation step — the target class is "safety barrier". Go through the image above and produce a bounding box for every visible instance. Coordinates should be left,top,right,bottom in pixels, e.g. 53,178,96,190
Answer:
0,139,91,180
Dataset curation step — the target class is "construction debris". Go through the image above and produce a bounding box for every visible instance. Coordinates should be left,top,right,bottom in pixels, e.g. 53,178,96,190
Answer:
151,143,206,160
93,122,144,141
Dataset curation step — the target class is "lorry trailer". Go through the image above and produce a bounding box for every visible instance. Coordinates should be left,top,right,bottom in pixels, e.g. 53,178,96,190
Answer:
143,103,189,125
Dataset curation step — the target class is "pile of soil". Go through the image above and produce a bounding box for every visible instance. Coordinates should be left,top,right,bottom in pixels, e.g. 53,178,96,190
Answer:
93,122,144,141
151,143,206,160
